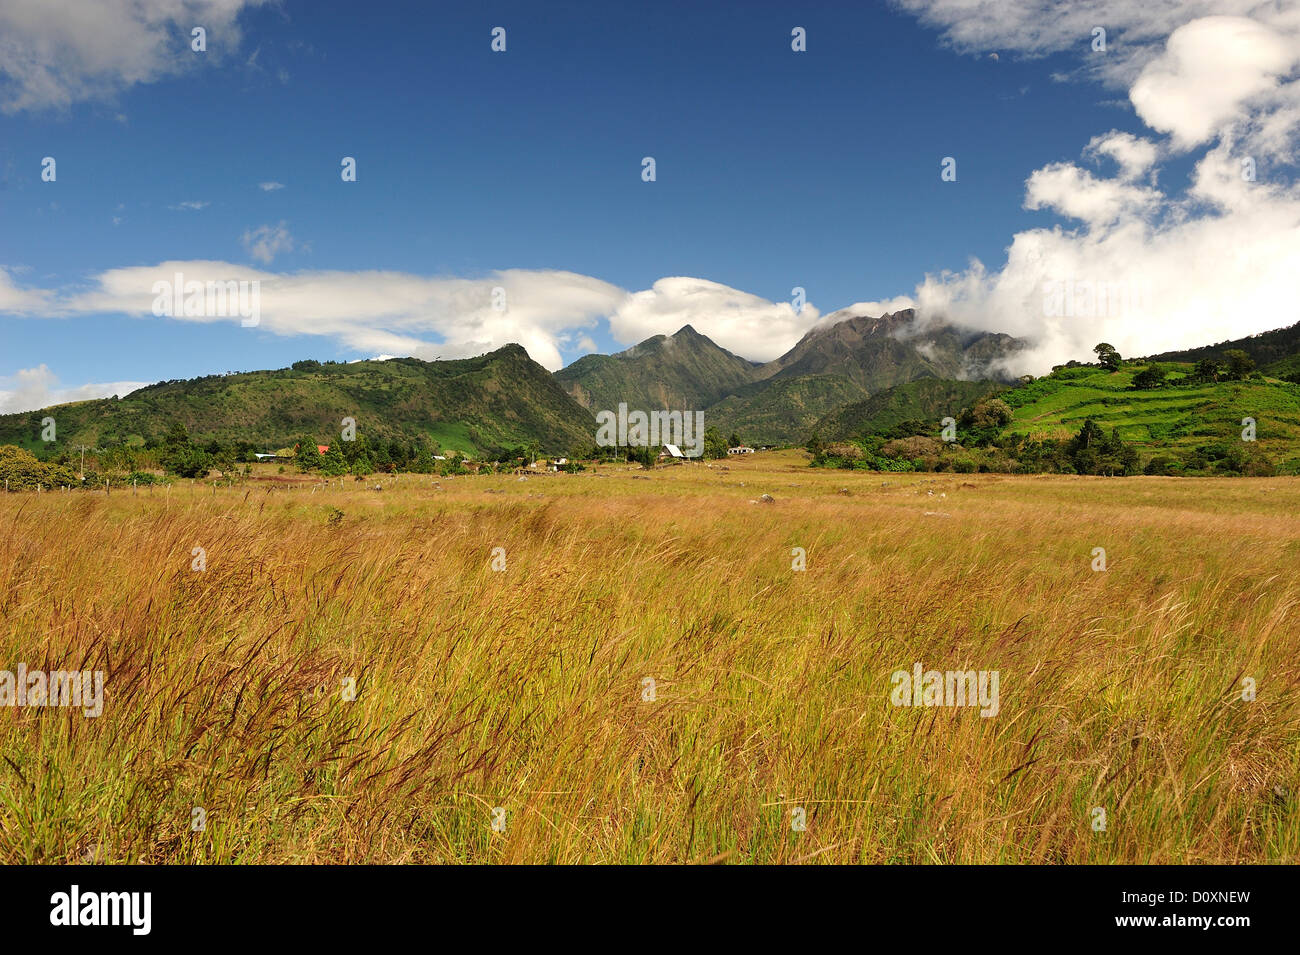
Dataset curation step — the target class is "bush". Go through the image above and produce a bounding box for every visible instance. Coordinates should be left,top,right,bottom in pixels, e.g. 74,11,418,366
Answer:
1131,366,1166,390
1244,452,1277,477
824,442,863,461
0,445,79,489
966,398,1013,429
162,444,213,479
882,436,941,460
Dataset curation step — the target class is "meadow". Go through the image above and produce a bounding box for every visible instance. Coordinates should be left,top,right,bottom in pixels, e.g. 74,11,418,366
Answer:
1,450,1297,863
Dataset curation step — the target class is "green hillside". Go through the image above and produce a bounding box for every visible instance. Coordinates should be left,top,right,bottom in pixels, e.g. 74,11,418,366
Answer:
555,325,760,413
553,311,1025,447
0,345,596,456
705,373,869,446
1002,363,1300,472
807,378,1003,445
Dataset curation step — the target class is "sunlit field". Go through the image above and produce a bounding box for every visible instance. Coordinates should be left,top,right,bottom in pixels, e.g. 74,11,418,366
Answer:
2,450,1297,864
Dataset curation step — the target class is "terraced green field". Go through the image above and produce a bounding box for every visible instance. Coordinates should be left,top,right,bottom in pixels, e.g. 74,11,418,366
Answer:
1002,364,1300,471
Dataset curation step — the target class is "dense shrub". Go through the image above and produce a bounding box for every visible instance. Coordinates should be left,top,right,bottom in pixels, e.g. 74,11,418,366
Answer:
0,445,79,489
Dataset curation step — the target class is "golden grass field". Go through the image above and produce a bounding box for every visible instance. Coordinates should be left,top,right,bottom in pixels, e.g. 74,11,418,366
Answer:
2,449,1298,863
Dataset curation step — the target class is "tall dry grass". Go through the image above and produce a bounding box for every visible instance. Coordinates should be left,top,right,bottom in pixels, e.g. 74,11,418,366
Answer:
1,454,1297,863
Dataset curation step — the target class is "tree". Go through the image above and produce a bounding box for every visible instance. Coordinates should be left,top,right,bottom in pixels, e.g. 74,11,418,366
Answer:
294,438,322,472
627,444,656,468
1093,343,1122,372
165,444,213,479
1065,419,1135,475
321,445,348,476
159,423,214,477
1069,419,1105,451
728,432,742,449
1131,365,1166,390
702,428,728,459
1223,349,1255,380
1099,427,1138,476
1193,358,1223,383
163,421,191,452
411,448,435,473
0,445,79,489
213,446,237,477
962,398,1013,431
439,451,468,476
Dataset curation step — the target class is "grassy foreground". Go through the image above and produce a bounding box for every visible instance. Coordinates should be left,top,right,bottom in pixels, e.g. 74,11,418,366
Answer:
1,450,1297,864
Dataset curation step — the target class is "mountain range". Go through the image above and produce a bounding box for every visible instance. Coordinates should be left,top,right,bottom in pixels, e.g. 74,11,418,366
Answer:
556,308,1025,444
16,308,1299,461
1,308,1028,454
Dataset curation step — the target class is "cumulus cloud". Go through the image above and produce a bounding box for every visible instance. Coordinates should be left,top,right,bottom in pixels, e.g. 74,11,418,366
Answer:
43,262,630,372
169,200,209,211
0,266,55,313
607,277,821,362
1024,160,1162,229
1084,130,1159,182
258,181,284,191
0,364,150,414
916,143,1300,372
240,222,297,264
0,265,829,371
891,1,1300,373
0,0,268,113
1130,16,1300,154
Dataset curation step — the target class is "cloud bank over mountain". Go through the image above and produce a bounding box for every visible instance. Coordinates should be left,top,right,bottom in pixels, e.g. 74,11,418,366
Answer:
895,1,1300,372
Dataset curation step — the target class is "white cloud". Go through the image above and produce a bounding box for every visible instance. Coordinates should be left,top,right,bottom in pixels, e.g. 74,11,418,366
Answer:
169,200,209,211
1,265,831,371
1024,162,1161,229
46,263,629,372
0,364,150,414
0,266,54,313
607,277,821,362
891,2,1300,373
0,0,269,113
893,1,1278,81
915,143,1300,373
1130,16,1300,154
240,222,297,265
258,181,284,191
1084,130,1159,182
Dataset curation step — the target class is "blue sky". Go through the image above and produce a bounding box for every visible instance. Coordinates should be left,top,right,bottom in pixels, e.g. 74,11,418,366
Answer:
1,0,1297,410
